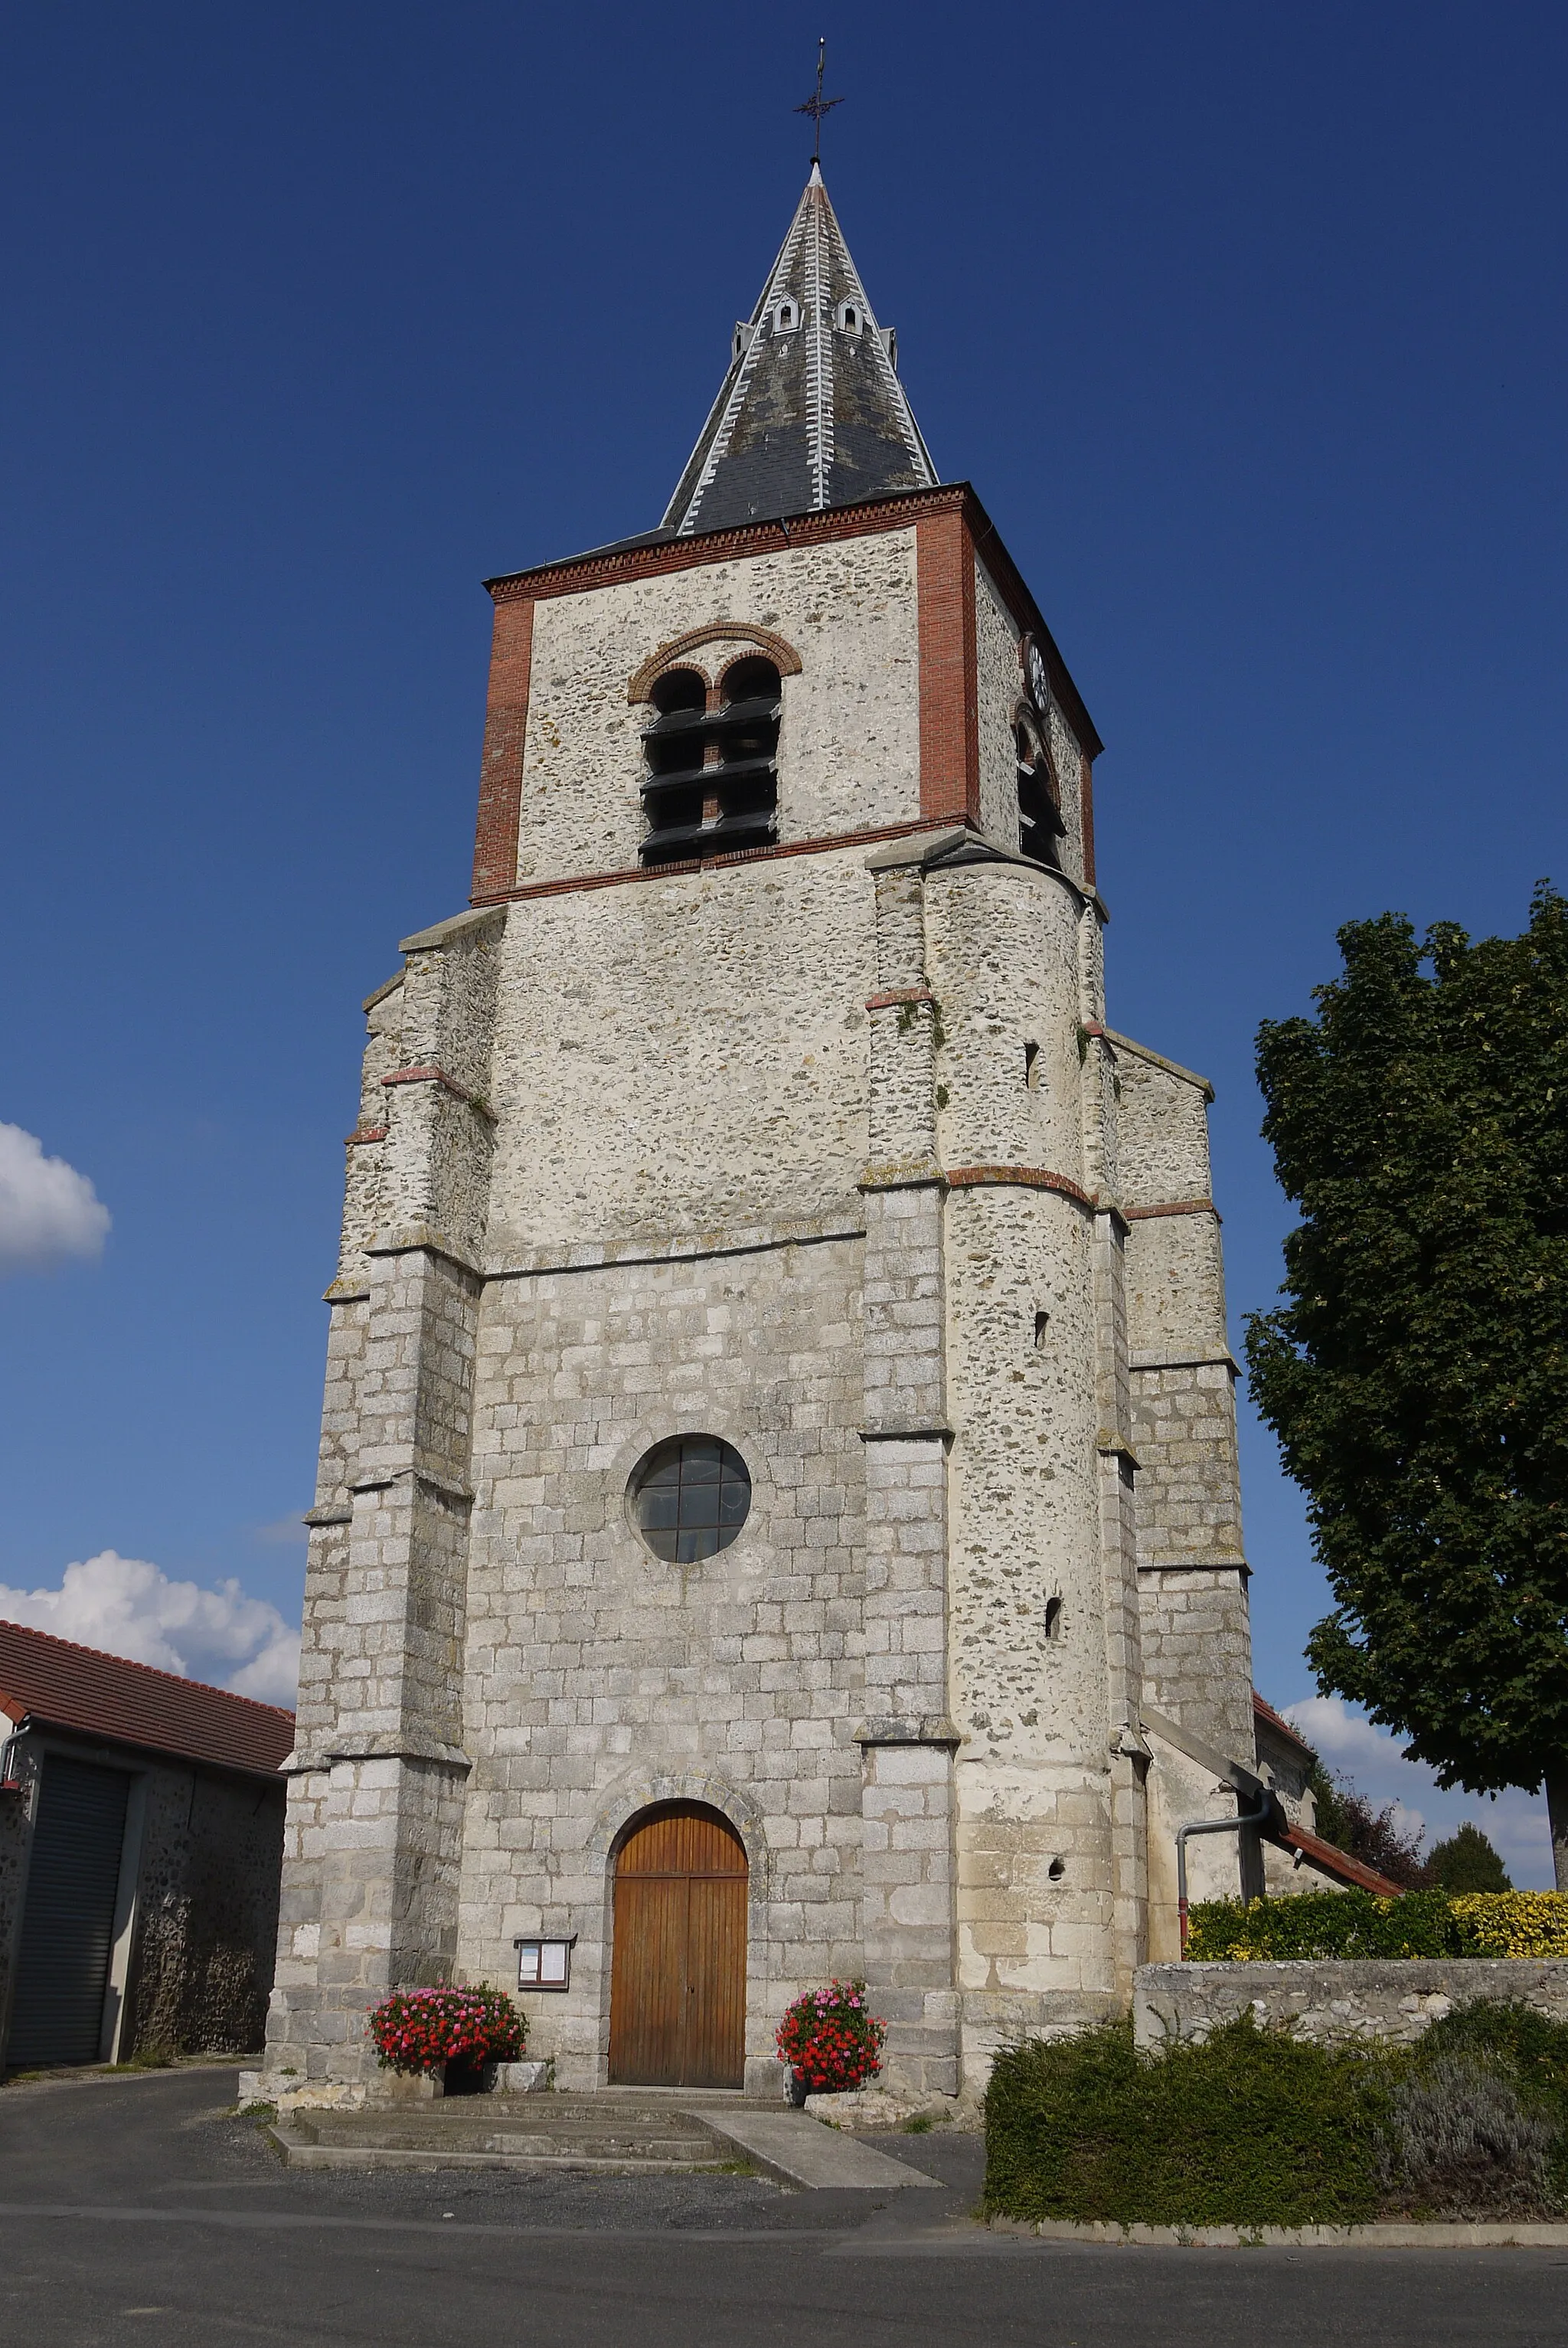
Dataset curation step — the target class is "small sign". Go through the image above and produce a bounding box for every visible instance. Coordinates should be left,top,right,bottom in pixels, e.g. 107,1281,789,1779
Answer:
514,1935,576,1991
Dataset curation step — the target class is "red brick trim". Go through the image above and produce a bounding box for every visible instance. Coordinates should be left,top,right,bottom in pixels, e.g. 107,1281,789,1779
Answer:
486,489,965,607
482,487,1102,760
382,1067,497,1123
1122,1199,1219,1222
946,1164,1097,1212
627,623,803,704
865,987,935,1012
471,598,534,901
916,509,980,824
469,816,946,908
1080,751,1097,889
345,1126,388,1147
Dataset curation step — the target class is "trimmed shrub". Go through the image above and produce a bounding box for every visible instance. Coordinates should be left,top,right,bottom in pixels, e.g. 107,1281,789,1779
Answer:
982,2015,1388,2228
1187,1888,1568,1962
983,2000,1568,2228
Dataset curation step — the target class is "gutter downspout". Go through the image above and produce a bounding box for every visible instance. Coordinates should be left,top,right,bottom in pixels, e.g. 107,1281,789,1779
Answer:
0,1713,29,1797
1177,1786,1271,1955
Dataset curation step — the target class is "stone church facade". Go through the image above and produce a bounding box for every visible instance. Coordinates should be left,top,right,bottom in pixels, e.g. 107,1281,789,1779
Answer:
262,166,1269,2108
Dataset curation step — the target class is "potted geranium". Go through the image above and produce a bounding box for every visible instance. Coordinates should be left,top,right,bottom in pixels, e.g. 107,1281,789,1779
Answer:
367,1984,525,2094
776,1979,887,2104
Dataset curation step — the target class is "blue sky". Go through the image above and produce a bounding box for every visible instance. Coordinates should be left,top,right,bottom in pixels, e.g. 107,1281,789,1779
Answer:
2,4,1563,1877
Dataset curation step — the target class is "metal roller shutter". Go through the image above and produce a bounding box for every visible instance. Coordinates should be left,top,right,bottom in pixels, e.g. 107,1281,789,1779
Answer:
7,1756,131,2068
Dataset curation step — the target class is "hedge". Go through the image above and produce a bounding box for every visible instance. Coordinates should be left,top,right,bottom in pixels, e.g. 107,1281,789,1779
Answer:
982,2003,1568,2226
1187,1889,1568,1963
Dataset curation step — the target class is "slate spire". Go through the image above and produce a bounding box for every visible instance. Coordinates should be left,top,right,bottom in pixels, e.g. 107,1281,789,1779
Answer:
662,165,939,537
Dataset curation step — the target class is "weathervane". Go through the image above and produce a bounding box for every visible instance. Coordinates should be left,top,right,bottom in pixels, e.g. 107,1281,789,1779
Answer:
795,36,843,162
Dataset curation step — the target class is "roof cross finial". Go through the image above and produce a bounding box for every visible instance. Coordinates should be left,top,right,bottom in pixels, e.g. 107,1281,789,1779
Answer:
795,36,842,164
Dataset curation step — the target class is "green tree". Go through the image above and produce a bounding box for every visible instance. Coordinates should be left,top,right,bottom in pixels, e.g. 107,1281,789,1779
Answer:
1305,1763,1427,1887
1245,886,1568,1885
1425,1822,1511,1893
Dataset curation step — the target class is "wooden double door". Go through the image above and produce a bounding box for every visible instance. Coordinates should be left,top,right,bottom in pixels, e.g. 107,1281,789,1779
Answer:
608,1804,746,2088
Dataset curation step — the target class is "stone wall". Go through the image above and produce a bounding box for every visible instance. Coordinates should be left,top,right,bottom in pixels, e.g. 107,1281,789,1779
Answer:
126,1762,286,2056
485,850,875,1261
0,1741,38,2065
514,529,922,886
457,1228,870,2093
1135,1960,1568,2051
1113,1030,1255,1768
971,558,1088,888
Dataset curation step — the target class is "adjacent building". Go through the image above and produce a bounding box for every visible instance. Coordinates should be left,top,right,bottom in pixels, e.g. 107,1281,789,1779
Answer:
0,1619,292,2073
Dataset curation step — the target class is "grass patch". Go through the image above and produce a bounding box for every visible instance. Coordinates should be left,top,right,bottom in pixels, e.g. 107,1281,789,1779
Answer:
984,2003,1568,2227
902,2112,935,2134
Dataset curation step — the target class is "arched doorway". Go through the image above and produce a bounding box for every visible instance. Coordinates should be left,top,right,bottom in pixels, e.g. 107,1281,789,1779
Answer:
608,1804,747,2088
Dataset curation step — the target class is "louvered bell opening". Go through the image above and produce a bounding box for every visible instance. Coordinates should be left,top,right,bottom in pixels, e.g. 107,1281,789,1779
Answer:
1015,721,1065,872
641,658,781,865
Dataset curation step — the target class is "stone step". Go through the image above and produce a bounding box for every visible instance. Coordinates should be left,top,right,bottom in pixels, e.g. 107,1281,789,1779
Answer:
271,2095,737,2176
268,2093,945,2190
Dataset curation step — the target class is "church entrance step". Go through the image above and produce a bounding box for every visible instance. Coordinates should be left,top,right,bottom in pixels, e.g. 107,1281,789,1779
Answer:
266,2092,946,2189
269,2095,737,2176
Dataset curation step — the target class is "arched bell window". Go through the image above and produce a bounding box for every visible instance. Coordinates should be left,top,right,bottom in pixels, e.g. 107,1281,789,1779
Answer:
1014,712,1065,871
639,656,782,866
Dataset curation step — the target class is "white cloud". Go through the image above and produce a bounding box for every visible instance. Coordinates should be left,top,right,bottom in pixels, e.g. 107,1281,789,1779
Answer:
1281,1693,1553,1889
0,1122,111,1272
0,1552,299,1706
253,1516,309,1548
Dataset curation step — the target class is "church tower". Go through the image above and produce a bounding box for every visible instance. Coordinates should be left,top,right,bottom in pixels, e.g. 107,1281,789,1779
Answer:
263,166,1262,2107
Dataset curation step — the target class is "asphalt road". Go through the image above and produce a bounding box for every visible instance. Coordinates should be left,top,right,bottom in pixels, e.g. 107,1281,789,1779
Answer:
2,2066,1566,2346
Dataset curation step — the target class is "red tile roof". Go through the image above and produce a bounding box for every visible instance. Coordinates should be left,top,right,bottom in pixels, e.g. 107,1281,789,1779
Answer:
1253,1689,1318,1756
0,1617,293,1779
1281,1821,1406,1898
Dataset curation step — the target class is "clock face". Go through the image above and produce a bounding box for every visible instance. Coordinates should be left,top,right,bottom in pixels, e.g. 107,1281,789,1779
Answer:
1026,637,1050,716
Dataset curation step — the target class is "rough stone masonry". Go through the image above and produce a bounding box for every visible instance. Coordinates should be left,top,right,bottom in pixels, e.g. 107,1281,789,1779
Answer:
261,164,1282,2111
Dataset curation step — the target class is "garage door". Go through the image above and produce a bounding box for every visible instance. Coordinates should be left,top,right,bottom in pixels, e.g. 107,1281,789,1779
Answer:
7,1756,131,2068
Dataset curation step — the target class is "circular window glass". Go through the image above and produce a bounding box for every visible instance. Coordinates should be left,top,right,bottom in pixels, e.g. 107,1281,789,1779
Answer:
629,1435,751,1563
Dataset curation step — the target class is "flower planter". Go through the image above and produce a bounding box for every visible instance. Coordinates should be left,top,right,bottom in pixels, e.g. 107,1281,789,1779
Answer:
366,1986,526,2089
775,1980,887,2101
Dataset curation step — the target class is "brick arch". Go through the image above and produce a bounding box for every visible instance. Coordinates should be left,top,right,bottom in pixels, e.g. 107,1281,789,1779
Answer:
627,623,803,706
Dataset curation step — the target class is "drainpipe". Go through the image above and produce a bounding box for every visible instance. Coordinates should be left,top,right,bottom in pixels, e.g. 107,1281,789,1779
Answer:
0,1715,30,1797
1176,1785,1271,1955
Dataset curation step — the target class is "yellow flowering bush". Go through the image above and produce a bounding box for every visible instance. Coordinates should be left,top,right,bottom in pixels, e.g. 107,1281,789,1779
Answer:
1450,1894,1568,1960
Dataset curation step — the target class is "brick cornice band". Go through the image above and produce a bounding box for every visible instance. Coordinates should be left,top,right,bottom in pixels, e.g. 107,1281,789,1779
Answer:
946,1164,1097,1212
344,1125,388,1147
485,486,970,607
470,817,946,909
864,987,936,1012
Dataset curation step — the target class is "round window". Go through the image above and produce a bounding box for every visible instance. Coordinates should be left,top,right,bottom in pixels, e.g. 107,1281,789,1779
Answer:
629,1435,751,1563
